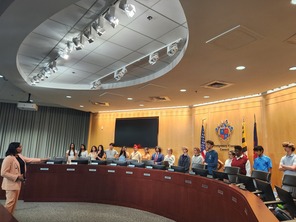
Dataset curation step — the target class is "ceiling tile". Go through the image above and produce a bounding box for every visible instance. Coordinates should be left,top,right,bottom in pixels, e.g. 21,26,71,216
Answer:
109,27,152,50
93,41,133,60
120,51,145,63
137,41,165,54
127,9,179,39
157,26,188,45
152,0,187,24
83,52,116,67
72,61,103,73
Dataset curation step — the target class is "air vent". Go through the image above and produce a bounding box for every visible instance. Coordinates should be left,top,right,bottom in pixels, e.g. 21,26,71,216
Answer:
203,81,232,89
89,100,110,106
149,96,171,102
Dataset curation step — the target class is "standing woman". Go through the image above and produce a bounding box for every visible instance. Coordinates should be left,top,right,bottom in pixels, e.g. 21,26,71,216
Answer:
66,143,77,164
1,142,47,214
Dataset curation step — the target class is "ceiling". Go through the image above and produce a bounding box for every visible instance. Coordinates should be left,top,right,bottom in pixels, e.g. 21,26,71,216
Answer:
1,0,296,112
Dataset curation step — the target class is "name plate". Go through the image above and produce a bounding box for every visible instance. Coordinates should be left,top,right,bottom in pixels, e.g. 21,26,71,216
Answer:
70,162,78,165
143,173,151,177
66,168,75,171
108,170,115,173
89,169,97,172
46,161,54,165
110,163,117,166
218,189,224,195
185,179,192,184
201,184,208,189
164,176,172,180
168,168,174,172
145,166,153,169
189,171,195,175
126,171,133,175
127,164,135,168
90,162,98,165
232,197,237,203
40,168,49,171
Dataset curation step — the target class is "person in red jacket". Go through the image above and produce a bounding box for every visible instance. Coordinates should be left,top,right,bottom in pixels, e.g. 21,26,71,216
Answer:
231,145,251,176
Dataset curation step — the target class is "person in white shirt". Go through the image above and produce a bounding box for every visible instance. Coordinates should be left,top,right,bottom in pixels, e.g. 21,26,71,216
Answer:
78,144,88,158
164,148,175,167
130,145,142,163
105,143,118,159
224,150,235,168
66,143,77,164
89,145,98,160
191,147,204,169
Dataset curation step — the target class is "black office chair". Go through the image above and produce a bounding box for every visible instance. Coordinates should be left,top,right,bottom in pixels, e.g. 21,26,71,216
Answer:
251,170,271,183
275,186,296,219
224,166,240,183
192,163,205,169
282,174,296,199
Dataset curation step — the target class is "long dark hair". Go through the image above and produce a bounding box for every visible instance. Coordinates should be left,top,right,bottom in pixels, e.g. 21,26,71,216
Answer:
119,146,127,158
5,142,20,156
98,145,105,158
68,143,76,156
78,144,86,157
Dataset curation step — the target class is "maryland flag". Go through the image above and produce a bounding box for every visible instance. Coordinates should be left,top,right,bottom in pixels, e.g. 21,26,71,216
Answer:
242,119,248,155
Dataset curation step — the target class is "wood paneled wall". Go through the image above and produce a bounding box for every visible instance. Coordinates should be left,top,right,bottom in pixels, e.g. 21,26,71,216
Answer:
88,87,296,187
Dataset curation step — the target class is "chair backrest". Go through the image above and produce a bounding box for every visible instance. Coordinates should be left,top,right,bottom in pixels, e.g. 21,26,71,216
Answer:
251,170,271,182
275,186,296,218
192,168,208,177
193,163,206,169
224,166,240,174
112,160,128,166
282,174,296,187
282,174,296,198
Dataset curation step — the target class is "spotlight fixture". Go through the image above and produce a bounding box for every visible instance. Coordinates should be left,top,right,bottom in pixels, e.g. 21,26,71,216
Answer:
149,53,159,65
119,0,136,18
291,0,296,5
91,80,102,90
92,18,106,36
167,43,178,57
104,6,119,28
83,27,95,43
58,50,69,59
49,61,58,73
114,67,127,81
33,76,40,83
67,41,74,53
72,37,83,50
37,73,45,81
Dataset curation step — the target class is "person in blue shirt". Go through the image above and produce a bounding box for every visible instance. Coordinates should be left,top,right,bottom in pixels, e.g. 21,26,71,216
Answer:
253,146,272,173
204,140,218,175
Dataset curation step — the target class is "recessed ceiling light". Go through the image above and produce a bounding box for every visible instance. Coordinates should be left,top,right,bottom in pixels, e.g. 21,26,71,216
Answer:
289,66,296,71
180,89,187,92
0,75,3,78
236,66,245,70
204,95,210,99
66,95,72,99
127,98,133,101
291,0,296,5
139,104,144,107
80,105,84,108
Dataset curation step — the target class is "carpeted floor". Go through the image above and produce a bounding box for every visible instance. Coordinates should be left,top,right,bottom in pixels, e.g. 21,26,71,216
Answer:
0,200,175,222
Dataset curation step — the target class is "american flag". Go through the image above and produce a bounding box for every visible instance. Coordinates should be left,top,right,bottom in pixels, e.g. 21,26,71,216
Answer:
201,124,206,158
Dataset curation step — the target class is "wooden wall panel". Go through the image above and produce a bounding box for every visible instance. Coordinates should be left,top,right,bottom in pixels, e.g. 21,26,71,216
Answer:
88,87,296,187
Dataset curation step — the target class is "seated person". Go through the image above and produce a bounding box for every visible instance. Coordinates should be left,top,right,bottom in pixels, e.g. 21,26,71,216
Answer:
178,146,191,172
142,147,150,161
66,143,77,164
118,146,129,161
164,148,175,167
130,145,142,163
105,143,118,159
89,145,98,160
191,147,204,169
151,146,164,165
78,144,88,158
97,144,106,160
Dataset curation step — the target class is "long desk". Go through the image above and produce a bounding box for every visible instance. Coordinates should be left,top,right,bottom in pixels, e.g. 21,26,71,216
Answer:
1,164,278,222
